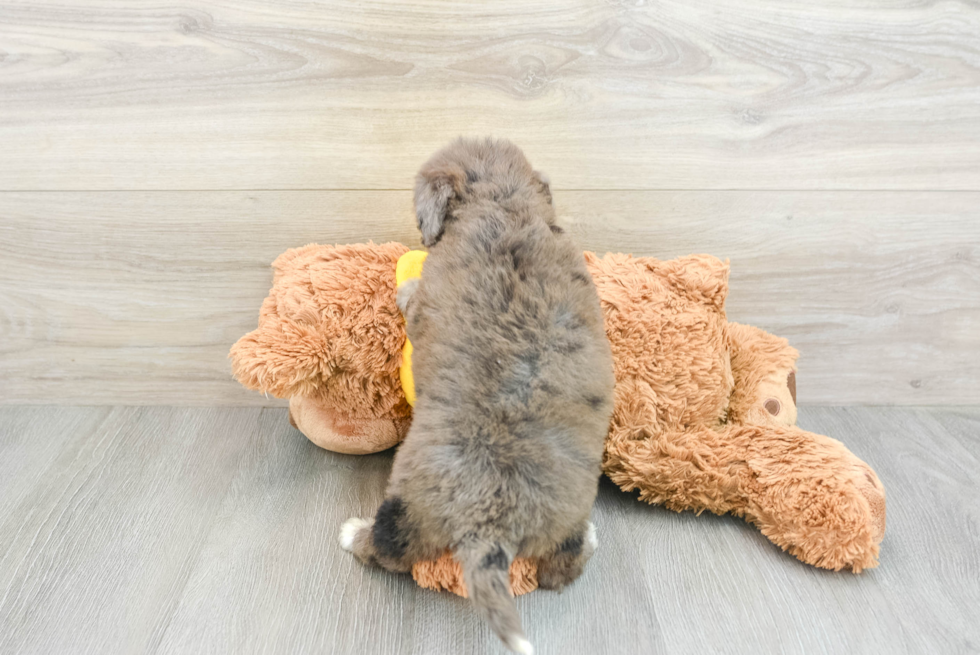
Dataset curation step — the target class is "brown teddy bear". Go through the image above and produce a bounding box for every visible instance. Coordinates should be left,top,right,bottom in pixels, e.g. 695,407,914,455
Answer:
230,242,886,596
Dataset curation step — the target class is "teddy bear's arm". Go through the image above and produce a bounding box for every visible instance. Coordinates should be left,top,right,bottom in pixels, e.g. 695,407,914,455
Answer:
603,422,885,572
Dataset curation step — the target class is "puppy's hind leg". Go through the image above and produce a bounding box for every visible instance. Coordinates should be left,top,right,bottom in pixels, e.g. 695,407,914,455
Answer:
536,521,598,591
339,517,374,558
339,496,415,573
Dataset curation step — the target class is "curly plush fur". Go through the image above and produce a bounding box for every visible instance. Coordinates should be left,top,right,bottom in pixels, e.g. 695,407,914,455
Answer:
230,232,887,591
230,242,413,453
589,252,885,573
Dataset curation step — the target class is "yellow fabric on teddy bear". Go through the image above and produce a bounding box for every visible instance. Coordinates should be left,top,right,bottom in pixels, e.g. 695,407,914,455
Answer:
394,250,428,407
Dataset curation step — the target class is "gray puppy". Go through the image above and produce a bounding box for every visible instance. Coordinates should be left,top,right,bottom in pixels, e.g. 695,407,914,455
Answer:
340,138,614,654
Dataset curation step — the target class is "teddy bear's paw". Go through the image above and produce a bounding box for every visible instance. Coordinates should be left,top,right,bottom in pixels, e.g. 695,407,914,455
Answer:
339,518,372,552
851,461,886,544
739,428,887,572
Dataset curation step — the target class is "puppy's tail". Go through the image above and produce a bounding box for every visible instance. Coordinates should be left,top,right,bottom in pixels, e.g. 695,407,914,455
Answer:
457,539,532,655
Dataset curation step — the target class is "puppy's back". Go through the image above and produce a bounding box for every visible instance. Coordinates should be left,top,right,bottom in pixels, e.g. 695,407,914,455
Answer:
413,212,609,489
392,138,615,653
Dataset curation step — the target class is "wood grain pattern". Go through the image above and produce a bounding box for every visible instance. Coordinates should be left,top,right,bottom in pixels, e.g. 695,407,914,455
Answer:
796,406,980,655
1,190,977,405
0,406,267,654
1,0,979,190
0,405,978,654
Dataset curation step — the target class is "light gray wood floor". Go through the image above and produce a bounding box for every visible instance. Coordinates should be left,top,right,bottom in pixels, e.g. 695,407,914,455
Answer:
1,406,978,655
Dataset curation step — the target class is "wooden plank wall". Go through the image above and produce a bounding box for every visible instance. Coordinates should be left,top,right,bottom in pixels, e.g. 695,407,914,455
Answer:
1,0,978,405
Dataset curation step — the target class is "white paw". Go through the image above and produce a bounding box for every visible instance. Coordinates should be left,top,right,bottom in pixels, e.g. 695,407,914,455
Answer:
339,518,370,552
585,522,598,551
506,635,534,655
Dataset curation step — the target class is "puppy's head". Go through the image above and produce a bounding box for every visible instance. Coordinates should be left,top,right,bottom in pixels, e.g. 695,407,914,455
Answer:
414,137,553,247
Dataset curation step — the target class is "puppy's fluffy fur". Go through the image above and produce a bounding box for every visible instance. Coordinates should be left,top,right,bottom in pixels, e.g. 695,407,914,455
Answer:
341,138,614,653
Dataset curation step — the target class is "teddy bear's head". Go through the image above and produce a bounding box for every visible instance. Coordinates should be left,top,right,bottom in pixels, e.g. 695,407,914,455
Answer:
583,251,800,438
725,322,799,428
585,251,735,437
230,242,412,425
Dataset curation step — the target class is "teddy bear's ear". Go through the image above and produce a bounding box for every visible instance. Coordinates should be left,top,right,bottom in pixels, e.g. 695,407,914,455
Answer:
229,300,331,399
654,254,731,311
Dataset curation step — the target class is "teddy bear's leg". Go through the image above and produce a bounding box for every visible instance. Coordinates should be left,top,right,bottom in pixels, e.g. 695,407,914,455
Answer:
735,425,886,572
535,522,598,591
725,322,800,427
412,553,540,597
604,423,885,571
603,427,749,516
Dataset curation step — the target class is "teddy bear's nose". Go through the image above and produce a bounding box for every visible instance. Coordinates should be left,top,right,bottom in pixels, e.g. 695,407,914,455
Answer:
764,398,781,415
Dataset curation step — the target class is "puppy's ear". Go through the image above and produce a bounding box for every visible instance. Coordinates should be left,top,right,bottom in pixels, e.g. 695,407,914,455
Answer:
414,172,455,247
533,170,552,205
